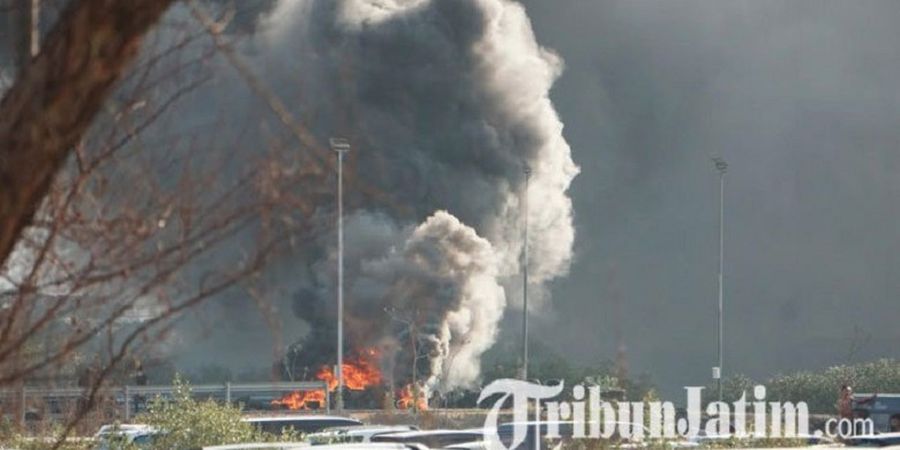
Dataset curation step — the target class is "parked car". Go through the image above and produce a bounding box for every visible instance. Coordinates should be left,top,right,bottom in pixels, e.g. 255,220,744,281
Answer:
307,425,418,444
202,443,310,450
371,429,485,448
443,441,491,449
306,444,427,450
854,393,900,433
94,424,161,450
242,415,362,435
494,421,655,449
207,443,423,450
845,431,900,447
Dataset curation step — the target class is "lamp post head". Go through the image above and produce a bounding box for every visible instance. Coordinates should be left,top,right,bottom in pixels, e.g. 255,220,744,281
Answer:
711,156,728,174
330,137,351,154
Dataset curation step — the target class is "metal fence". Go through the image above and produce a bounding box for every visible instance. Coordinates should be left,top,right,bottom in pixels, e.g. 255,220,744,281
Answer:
0,381,330,425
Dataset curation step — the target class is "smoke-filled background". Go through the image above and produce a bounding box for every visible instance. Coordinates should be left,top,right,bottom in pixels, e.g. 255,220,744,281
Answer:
6,0,900,399
167,0,578,395
519,0,900,397
131,0,900,397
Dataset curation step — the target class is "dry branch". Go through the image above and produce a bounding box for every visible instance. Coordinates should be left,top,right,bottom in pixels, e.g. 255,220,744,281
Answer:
0,0,177,267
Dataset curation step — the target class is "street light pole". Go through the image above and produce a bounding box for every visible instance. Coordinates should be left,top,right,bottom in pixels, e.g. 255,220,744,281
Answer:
331,138,350,411
522,165,531,381
712,156,727,402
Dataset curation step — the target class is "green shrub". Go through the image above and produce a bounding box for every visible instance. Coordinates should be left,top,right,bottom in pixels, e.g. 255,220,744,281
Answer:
711,359,900,413
136,377,262,450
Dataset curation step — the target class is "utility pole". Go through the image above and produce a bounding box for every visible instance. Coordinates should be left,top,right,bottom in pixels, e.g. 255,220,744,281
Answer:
609,264,628,385
712,156,727,402
521,165,531,381
331,138,350,411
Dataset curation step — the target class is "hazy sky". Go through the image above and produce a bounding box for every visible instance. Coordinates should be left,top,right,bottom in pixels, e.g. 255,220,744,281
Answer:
519,0,900,395
4,0,900,397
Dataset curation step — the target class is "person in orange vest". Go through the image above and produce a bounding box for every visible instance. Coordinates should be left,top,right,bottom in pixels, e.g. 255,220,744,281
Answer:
838,385,877,424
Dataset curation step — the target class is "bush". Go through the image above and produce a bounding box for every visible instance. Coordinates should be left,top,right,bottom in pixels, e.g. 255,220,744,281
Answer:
712,359,900,413
0,425,94,450
135,377,271,450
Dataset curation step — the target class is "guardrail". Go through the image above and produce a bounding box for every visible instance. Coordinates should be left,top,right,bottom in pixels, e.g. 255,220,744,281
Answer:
0,381,330,424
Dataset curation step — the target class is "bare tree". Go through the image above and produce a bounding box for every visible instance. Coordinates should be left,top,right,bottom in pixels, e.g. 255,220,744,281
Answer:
0,0,177,268
0,3,346,440
0,3,386,444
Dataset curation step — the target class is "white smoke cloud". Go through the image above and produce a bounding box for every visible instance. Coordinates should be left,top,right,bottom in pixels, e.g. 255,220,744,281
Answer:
344,211,505,391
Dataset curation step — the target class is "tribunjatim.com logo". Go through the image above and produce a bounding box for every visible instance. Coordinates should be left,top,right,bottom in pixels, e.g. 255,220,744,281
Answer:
477,379,873,450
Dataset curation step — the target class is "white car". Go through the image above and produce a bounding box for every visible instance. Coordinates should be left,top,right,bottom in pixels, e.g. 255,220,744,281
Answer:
443,441,491,450
371,429,486,448
307,425,419,444
94,424,161,450
306,445,427,450
843,431,900,447
242,415,362,435
202,444,310,450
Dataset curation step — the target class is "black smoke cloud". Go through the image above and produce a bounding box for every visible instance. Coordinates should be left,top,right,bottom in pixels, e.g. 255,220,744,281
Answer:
168,0,578,392
250,0,578,392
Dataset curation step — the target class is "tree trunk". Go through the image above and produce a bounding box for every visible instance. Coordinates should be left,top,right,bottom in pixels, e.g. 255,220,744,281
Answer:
8,0,39,430
0,0,176,267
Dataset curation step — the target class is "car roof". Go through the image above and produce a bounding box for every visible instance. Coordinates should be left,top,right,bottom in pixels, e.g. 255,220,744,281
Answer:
855,393,900,398
500,420,646,429
97,424,154,431
849,431,900,439
310,444,425,450
376,429,483,438
444,442,489,450
333,425,416,434
242,415,360,423
95,424,158,437
202,443,310,450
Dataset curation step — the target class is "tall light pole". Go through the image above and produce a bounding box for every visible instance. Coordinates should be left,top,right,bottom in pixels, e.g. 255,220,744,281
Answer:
522,165,531,381
712,156,727,402
331,137,350,411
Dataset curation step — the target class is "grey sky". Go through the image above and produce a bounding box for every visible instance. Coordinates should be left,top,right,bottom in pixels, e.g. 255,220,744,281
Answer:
520,0,900,395
4,0,899,397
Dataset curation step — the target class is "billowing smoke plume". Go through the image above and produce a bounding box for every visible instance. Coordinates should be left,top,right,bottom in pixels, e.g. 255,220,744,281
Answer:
147,0,580,394
353,210,506,391
255,0,579,393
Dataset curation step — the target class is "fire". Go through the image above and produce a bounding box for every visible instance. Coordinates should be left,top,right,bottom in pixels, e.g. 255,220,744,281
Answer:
396,384,428,410
271,348,383,410
317,348,383,390
271,389,326,410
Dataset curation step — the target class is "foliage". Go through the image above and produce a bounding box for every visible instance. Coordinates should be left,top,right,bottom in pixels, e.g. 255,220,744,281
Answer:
134,377,276,450
479,335,655,401
713,358,900,413
8,438,95,450
708,373,757,403
0,422,94,450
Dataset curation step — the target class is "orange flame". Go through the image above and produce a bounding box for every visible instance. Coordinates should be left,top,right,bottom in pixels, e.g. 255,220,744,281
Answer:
271,348,383,410
271,389,326,410
396,384,428,410
317,348,383,391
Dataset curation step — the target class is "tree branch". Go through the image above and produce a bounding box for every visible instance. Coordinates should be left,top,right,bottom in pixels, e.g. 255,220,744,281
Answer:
0,0,177,267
